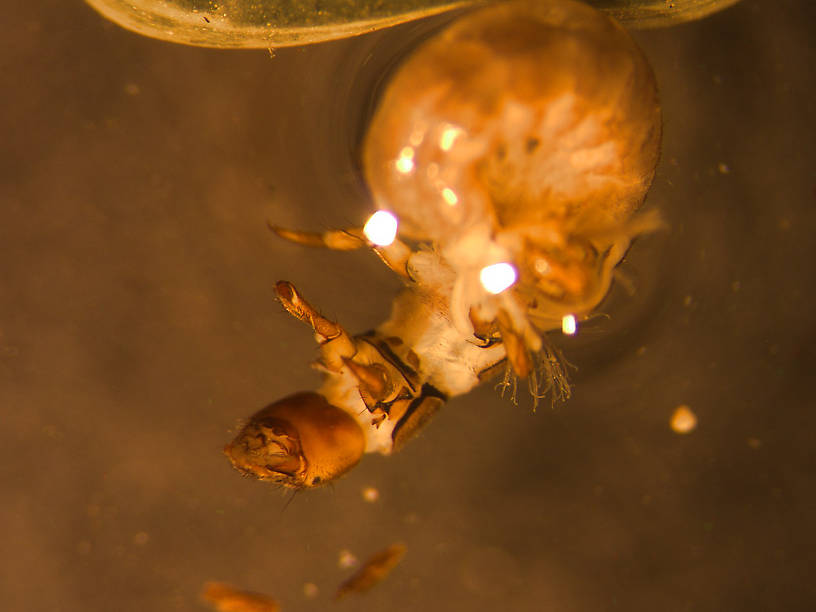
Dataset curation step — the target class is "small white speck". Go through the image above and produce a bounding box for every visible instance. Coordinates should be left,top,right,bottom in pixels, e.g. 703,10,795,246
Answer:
395,146,415,174
338,549,358,569
441,187,458,206
362,486,380,502
439,125,463,151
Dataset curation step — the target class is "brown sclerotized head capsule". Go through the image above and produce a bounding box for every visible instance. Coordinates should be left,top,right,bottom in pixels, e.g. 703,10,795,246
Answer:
225,392,365,489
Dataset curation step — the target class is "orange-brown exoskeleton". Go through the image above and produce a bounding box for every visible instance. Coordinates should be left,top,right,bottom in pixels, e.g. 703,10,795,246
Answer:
226,0,662,489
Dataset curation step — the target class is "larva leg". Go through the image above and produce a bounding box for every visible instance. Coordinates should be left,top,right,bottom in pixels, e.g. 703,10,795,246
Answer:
496,308,533,379
488,288,544,379
342,358,393,405
372,240,412,279
271,223,412,279
270,224,366,250
275,281,355,371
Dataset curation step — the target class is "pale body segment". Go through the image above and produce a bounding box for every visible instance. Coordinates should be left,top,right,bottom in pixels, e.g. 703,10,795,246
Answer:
225,0,662,489
308,247,508,454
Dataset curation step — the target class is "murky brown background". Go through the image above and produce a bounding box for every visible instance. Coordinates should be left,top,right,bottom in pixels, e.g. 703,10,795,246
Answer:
2,1,814,611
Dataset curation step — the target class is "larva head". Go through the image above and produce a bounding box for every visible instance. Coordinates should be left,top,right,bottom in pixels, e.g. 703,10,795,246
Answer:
363,0,661,328
225,392,365,489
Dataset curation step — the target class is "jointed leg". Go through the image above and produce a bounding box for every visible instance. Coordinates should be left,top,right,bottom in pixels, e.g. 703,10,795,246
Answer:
372,240,412,279
275,281,355,371
271,223,413,279
270,225,366,250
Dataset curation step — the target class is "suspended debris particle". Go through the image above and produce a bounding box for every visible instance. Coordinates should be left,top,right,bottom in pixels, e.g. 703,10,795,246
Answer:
302,582,319,599
670,405,697,434
201,582,280,612
362,486,380,502
335,543,406,600
338,549,358,569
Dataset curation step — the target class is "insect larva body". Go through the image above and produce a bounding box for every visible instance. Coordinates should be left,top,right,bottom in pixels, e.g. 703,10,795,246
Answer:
226,0,662,489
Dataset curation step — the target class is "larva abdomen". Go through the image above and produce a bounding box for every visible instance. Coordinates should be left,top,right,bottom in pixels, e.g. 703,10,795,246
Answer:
364,0,660,234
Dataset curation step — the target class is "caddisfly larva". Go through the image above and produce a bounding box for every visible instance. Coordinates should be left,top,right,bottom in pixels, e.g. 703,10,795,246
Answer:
224,0,663,489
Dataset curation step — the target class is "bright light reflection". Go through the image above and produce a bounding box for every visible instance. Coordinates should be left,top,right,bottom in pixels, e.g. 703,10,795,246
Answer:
439,125,462,151
363,210,398,246
561,314,577,335
479,263,517,295
395,146,414,174
441,187,458,206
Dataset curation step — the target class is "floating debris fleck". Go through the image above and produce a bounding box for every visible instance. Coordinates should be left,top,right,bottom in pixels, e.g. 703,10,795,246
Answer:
362,486,380,502
670,405,697,434
338,549,358,569
302,582,319,599
335,543,406,600
201,582,280,612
